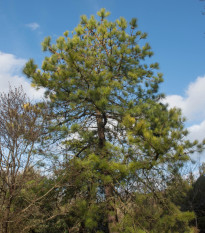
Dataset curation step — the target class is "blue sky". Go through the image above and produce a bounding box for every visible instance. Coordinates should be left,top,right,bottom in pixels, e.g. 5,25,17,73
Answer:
0,0,205,95
0,0,205,162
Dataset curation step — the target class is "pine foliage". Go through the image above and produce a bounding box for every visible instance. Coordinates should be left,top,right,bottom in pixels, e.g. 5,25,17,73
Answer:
22,9,203,232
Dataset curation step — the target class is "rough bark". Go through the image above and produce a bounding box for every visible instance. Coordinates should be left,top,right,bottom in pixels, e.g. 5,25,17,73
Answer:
96,110,118,233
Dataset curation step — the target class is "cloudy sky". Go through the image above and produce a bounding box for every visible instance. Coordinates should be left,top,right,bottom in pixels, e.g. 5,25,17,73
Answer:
0,0,205,161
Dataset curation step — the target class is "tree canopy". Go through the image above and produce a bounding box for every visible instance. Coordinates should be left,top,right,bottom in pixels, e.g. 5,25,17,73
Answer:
21,8,204,233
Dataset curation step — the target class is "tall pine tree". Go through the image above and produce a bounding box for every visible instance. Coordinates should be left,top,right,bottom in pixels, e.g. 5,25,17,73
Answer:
23,9,201,232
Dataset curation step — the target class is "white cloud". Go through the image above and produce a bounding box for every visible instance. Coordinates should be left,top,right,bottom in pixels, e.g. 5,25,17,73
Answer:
0,52,44,99
164,76,205,122
188,120,205,142
26,22,40,31
163,75,205,162
187,121,205,162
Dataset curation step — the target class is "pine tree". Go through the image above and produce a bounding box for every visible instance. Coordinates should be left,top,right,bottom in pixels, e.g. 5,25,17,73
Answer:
23,9,201,232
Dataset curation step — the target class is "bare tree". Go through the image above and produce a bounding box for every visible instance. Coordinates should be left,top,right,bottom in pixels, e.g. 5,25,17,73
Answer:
0,86,45,233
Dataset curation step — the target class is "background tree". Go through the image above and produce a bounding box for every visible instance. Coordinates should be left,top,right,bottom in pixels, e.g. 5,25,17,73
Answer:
183,163,205,233
23,9,203,232
190,172,205,232
0,87,49,233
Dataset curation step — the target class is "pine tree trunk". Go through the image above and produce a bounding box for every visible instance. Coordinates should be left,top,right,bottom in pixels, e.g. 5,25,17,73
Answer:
96,110,118,233
104,185,118,233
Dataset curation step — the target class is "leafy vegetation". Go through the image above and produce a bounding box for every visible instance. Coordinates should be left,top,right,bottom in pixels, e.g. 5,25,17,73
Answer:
0,9,205,233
